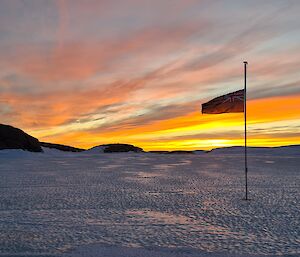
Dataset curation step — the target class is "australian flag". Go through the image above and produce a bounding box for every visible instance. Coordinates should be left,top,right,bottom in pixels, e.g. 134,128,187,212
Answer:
202,89,244,114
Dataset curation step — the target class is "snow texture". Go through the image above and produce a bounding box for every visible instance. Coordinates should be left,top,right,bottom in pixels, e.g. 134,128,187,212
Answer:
84,146,106,153
0,149,299,257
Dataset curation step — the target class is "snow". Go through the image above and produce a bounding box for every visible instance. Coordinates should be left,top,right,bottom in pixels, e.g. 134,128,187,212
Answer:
85,146,106,153
0,149,299,257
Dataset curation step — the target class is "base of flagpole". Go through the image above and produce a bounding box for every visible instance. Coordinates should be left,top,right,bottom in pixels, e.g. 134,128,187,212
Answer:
242,198,251,201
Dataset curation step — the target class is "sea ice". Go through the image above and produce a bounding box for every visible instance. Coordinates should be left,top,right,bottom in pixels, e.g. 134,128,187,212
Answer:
0,150,299,256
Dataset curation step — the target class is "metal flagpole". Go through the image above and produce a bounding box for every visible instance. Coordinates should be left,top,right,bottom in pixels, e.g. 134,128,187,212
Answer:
244,61,248,200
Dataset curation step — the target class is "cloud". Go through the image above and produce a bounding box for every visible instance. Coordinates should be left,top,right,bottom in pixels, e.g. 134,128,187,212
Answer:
1,0,300,149
2,26,200,86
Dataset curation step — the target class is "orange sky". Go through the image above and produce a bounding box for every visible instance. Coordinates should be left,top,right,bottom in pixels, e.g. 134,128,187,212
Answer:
31,93,300,150
1,1,300,150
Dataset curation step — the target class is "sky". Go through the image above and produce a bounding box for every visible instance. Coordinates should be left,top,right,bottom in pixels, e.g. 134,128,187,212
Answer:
0,0,300,150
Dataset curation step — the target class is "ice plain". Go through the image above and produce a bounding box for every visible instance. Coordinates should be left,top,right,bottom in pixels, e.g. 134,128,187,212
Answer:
0,147,299,257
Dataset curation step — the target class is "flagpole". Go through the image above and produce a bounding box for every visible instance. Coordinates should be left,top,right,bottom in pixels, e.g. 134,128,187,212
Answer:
244,61,248,200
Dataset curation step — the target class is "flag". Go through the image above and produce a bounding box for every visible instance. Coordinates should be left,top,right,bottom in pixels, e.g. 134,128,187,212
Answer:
202,89,244,114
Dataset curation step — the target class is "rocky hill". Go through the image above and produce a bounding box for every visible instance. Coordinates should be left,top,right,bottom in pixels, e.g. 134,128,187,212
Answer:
41,142,85,152
0,124,42,152
87,143,143,153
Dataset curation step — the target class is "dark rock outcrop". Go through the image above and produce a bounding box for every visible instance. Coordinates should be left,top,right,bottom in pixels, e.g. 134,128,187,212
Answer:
41,142,85,152
0,124,42,152
103,144,143,153
89,143,143,153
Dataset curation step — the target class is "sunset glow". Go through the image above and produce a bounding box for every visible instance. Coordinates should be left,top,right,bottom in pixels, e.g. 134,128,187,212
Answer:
1,0,300,150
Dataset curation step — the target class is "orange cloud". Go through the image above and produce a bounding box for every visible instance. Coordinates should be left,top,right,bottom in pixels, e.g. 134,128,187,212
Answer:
6,21,203,83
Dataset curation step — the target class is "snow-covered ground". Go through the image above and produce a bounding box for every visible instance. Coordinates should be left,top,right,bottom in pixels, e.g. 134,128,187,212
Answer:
0,149,299,257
